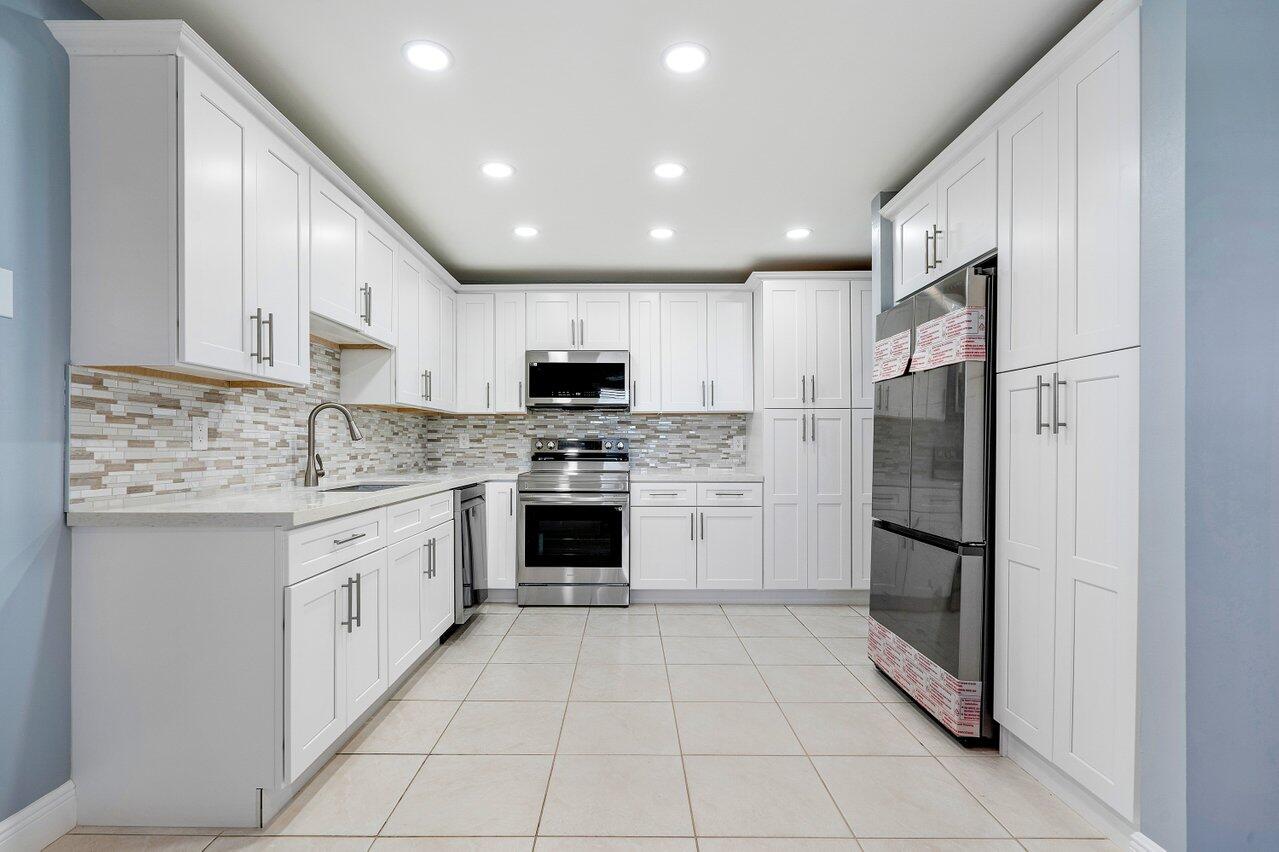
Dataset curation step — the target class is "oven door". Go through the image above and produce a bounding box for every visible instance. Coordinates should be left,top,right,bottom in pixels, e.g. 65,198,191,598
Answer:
525,350,630,408
517,491,630,585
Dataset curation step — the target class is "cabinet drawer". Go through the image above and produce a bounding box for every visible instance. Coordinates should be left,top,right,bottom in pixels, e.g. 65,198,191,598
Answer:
697,482,763,507
387,492,453,545
287,507,387,585
630,482,697,506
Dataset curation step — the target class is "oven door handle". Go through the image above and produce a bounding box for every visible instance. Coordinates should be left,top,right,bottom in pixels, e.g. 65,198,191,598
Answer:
518,492,630,507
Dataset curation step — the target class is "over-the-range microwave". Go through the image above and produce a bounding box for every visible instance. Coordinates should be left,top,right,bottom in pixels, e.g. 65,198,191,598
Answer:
524,350,630,409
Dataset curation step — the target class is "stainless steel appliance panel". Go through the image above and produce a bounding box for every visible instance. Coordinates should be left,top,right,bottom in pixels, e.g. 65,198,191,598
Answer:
517,491,630,587
454,483,488,624
525,350,630,408
871,299,916,529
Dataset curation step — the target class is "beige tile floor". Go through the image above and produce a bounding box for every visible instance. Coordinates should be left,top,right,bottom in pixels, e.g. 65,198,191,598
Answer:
55,604,1118,852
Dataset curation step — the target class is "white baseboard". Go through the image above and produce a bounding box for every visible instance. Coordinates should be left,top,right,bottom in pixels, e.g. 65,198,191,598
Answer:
0,782,76,852
1000,732,1137,849
1129,832,1168,852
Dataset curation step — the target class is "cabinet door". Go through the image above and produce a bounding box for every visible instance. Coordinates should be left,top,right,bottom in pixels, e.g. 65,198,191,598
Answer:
707,291,753,412
936,132,997,274
526,292,577,350
386,532,429,682
253,127,310,385
455,293,495,413
851,409,874,588
436,288,457,410
808,281,852,408
993,366,1058,757
630,507,698,590
485,482,518,589
808,409,852,589
394,252,425,406
284,565,346,782
763,410,808,590
697,507,763,590
359,218,396,345
629,292,662,412
1057,11,1139,362
179,60,254,376
660,292,708,412
344,549,388,721
310,170,362,331
579,292,629,349
1052,348,1139,818
851,279,874,408
893,185,938,302
425,523,457,640
998,82,1060,373
494,291,527,412
420,277,441,406
761,281,808,408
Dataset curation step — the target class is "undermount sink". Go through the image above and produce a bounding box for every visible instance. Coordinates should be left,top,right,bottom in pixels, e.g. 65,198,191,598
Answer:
322,482,419,493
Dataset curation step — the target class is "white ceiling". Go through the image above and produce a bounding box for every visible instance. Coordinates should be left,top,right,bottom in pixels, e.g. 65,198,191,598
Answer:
85,0,1098,284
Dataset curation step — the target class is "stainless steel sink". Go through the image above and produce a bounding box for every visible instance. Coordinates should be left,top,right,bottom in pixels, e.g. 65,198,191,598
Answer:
322,482,418,493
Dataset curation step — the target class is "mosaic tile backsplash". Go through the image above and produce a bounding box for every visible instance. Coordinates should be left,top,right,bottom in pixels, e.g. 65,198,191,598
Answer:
68,340,751,509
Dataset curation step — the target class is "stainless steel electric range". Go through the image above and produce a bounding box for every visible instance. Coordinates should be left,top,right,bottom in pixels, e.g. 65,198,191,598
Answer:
516,437,631,606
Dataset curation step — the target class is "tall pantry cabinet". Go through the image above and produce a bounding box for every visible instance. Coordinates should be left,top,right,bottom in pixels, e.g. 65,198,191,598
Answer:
755,275,873,590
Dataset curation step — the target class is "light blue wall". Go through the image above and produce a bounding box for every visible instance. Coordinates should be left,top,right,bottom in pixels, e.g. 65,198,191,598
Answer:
1184,0,1279,848
0,0,96,821
1138,1,1187,849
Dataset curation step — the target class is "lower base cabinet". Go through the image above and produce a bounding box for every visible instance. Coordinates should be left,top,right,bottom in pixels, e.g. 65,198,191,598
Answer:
697,507,764,590
631,507,698,590
485,481,518,589
630,483,763,590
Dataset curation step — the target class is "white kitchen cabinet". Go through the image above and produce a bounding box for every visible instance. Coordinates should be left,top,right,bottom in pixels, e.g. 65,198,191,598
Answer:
630,506,698,590
993,366,1058,756
424,520,456,640
343,549,388,721
526,291,578,349
1057,11,1140,362
1052,348,1138,817
485,481,518,589
851,408,874,587
763,409,852,590
579,292,630,349
660,292,709,412
760,279,851,409
697,507,763,590
998,82,1060,373
357,218,396,346
935,133,997,275
629,292,662,412
284,563,347,782
706,292,754,412
392,251,425,406
455,293,496,413
851,279,874,409
253,129,311,385
310,170,363,333
386,532,430,683
494,291,527,412
437,288,457,410
892,187,939,303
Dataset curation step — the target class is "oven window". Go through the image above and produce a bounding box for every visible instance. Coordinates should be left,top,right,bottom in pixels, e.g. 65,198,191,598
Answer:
527,361,626,402
524,504,624,568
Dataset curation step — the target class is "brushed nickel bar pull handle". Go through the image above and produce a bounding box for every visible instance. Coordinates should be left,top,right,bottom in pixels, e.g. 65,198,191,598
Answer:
924,229,933,271
632,380,637,403
486,381,491,409
711,380,715,407
519,380,523,407
265,312,275,367
802,413,807,443
930,225,943,270
250,308,263,363
428,370,432,401
1035,375,1047,435
353,572,362,627
714,491,746,496
690,512,695,540
579,318,584,345
510,489,514,516
810,374,816,403
700,512,705,540
570,319,575,346
702,381,706,407
802,374,807,404
811,412,817,445
333,532,367,546
1054,373,1067,433
342,578,354,633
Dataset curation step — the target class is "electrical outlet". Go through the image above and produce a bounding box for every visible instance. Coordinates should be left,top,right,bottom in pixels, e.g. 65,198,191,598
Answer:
458,433,471,449
731,436,746,453
192,416,209,451
0,267,13,319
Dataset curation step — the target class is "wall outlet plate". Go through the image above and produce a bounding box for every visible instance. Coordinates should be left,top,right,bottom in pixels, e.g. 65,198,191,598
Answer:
0,267,13,318
192,416,209,451
731,436,746,453
458,433,471,449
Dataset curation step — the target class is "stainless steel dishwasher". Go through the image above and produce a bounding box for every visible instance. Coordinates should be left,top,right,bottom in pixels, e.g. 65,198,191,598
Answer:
453,483,488,624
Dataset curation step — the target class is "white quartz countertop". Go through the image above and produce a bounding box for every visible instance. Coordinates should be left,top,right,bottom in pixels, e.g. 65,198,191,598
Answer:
629,467,763,483
65,470,524,529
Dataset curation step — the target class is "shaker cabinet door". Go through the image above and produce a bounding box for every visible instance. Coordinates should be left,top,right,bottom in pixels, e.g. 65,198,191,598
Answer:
578,292,629,349
358,219,396,346
253,128,310,385
284,566,347,782
660,292,708,412
706,291,753,412
697,507,763,590
386,533,429,682
763,410,808,590
494,291,527,412
893,186,938,303
761,282,808,408
629,292,662,412
526,292,578,350
808,409,852,589
455,293,494,413
309,171,362,331
935,132,997,275
343,549,388,722
630,507,698,590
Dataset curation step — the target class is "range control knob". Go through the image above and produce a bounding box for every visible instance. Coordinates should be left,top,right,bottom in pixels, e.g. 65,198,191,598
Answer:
535,441,543,449
617,440,626,450
604,441,613,450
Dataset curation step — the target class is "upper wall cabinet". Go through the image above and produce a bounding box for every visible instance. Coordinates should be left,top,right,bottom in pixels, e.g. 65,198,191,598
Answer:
62,52,310,386
629,292,662,413
357,219,396,346
494,291,528,413
760,279,852,409
527,292,628,350
456,293,497,413
659,292,753,413
892,133,997,303
311,170,395,348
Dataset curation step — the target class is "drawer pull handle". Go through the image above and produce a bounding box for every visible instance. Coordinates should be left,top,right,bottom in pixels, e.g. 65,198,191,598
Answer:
714,491,747,496
333,532,367,546
646,491,680,496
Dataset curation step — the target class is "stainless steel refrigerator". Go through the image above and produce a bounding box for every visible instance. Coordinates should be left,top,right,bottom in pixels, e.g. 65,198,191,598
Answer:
869,257,996,742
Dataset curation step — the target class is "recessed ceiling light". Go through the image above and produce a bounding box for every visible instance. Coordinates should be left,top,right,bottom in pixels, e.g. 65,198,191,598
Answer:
649,227,675,240
661,42,709,74
786,227,813,240
402,40,453,72
653,162,686,179
513,225,539,238
481,162,515,179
